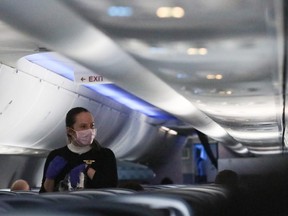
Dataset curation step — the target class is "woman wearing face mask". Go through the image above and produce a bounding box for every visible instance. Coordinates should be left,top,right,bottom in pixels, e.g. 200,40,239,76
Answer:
39,107,118,192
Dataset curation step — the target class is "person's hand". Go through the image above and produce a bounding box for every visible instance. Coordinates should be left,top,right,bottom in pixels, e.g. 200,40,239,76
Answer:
69,163,86,188
45,156,67,179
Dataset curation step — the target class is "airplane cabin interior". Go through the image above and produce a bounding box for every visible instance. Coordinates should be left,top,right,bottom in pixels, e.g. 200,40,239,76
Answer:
0,0,287,215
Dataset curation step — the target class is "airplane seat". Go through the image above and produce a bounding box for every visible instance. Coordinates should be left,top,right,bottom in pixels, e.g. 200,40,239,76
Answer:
70,189,118,199
15,191,39,196
39,192,90,203
140,184,176,191
3,209,105,216
0,191,17,197
54,200,165,216
218,184,252,216
0,193,156,216
140,184,161,191
141,185,229,216
100,193,193,216
141,184,188,191
193,186,230,216
0,199,105,216
93,187,136,194
0,200,14,214
0,196,55,213
150,191,211,216
197,184,230,200
118,181,144,191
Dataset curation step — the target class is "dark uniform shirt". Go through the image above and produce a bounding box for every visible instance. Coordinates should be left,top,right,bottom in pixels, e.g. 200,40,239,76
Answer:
40,145,118,192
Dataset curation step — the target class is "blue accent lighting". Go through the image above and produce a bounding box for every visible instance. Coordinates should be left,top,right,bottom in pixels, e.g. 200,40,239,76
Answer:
107,6,133,17
24,53,175,119
25,53,74,80
85,83,173,118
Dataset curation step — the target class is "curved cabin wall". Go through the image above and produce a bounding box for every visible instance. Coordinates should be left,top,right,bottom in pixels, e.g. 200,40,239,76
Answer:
0,62,131,151
0,155,45,189
0,62,186,188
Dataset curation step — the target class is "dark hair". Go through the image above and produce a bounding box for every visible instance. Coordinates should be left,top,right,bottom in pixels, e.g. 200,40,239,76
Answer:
65,107,101,150
66,107,89,128
161,177,173,185
215,169,238,187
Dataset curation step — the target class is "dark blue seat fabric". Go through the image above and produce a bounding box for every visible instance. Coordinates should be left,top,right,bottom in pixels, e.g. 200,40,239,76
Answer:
0,191,17,197
70,189,117,199
55,200,164,216
15,191,39,196
40,192,89,203
0,185,239,216
101,193,193,216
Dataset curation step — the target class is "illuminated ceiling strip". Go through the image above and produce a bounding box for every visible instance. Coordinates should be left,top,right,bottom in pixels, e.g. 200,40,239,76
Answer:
25,53,175,119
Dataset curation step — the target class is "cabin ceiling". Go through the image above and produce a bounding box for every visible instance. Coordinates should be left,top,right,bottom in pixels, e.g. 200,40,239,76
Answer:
0,0,286,155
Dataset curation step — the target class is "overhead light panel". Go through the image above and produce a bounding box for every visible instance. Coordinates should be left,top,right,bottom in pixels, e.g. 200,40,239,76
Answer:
156,7,185,18
187,48,208,55
206,74,223,80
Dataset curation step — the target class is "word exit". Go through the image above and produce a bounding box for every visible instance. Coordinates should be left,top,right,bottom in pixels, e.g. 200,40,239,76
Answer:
74,73,112,84
80,76,104,82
